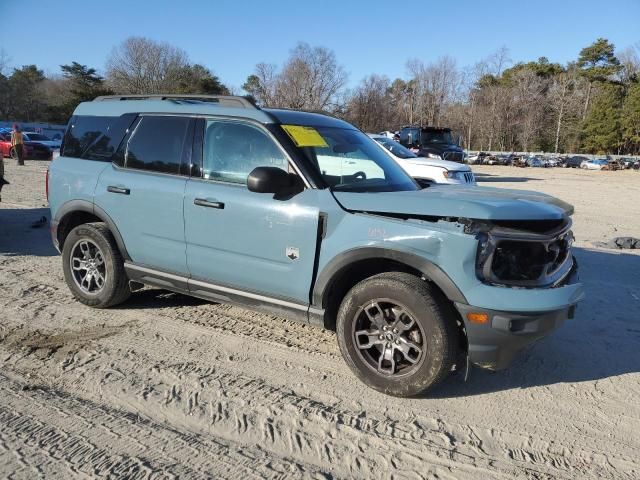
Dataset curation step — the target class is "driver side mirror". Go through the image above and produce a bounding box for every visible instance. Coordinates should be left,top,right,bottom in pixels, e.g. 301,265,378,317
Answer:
247,166,303,197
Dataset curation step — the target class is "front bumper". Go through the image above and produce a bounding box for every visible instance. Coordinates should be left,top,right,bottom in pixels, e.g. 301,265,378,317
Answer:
455,268,581,370
455,302,576,370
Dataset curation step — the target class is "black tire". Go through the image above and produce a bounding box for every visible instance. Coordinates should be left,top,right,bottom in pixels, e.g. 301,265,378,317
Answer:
62,222,130,308
336,272,458,397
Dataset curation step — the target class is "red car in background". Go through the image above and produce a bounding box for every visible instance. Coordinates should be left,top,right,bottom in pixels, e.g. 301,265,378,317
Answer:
0,132,53,160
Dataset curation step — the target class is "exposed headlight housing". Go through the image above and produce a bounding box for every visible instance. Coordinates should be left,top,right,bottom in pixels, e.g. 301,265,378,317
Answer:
426,152,442,159
475,220,575,287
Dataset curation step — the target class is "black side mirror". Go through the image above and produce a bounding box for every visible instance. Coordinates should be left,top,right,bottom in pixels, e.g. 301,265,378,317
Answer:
247,166,301,196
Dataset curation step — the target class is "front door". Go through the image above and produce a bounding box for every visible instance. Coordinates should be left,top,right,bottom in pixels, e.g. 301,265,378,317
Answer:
184,119,320,304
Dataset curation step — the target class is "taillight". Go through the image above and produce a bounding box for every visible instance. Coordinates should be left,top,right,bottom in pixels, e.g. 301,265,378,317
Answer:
45,169,49,202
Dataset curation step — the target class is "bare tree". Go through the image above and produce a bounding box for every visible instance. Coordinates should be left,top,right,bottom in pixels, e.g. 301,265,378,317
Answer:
345,74,392,132
548,68,585,152
276,43,348,110
243,42,347,112
511,70,545,151
618,43,640,84
105,37,190,94
243,63,279,106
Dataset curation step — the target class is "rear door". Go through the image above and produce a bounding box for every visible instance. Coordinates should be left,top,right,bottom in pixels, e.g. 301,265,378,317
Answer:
94,115,193,275
183,118,320,304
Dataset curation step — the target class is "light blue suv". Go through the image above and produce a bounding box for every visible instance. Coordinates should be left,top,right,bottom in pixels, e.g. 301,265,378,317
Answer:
48,95,584,396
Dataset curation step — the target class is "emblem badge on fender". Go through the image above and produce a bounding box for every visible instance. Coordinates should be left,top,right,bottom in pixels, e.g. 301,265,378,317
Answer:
286,247,299,260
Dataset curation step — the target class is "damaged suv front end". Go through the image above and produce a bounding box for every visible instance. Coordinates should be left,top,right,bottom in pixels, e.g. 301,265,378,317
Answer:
329,185,584,371
457,216,581,369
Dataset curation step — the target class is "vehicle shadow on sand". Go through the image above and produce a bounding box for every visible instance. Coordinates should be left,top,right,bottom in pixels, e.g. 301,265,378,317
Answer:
0,208,57,257
432,246,640,398
474,173,543,183
116,289,209,309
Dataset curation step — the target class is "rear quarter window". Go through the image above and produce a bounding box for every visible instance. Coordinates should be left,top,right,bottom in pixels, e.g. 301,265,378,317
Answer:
62,114,136,161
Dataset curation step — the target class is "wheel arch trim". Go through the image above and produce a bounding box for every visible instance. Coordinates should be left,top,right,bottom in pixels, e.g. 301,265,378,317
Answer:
53,199,130,260
312,247,467,308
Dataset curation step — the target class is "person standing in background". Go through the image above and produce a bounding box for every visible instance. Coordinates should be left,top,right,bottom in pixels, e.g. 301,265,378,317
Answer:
11,123,25,166
0,151,6,202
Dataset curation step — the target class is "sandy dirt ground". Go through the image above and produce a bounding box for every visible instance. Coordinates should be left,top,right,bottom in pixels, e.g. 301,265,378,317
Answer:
0,160,639,479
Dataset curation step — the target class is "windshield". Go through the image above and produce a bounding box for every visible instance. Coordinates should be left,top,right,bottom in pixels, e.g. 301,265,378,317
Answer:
421,130,454,144
373,137,417,159
293,127,418,192
24,133,51,141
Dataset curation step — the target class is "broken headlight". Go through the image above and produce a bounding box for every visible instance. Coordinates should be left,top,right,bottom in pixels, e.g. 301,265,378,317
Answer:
475,222,574,287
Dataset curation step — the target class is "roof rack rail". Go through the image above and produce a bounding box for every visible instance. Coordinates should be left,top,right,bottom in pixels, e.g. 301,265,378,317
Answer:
93,94,259,109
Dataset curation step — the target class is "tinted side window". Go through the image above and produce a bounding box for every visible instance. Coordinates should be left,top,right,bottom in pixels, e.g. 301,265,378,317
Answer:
62,114,136,161
202,120,287,184
126,116,190,174
63,116,112,159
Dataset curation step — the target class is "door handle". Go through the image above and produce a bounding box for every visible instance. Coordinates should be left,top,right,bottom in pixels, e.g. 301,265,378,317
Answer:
194,198,225,209
107,186,130,195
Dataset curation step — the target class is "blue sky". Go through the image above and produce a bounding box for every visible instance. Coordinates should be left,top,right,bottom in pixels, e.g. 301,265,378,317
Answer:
1,0,639,91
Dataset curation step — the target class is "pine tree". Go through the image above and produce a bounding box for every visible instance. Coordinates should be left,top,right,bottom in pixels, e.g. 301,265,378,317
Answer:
577,38,622,120
581,83,623,153
621,82,640,154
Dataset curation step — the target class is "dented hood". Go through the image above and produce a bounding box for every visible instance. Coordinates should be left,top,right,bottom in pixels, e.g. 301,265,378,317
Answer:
333,185,573,220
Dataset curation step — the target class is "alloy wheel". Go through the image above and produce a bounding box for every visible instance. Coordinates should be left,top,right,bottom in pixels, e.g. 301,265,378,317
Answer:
352,299,425,376
69,239,106,294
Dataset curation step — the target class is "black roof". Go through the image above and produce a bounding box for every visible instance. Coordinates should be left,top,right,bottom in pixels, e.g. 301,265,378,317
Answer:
264,108,356,130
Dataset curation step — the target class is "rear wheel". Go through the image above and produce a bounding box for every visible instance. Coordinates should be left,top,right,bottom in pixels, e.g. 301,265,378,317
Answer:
62,223,130,308
336,272,458,397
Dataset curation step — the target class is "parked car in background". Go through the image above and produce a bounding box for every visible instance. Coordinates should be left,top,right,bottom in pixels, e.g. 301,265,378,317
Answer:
398,126,465,163
565,156,588,168
466,151,490,165
607,158,623,171
23,132,62,150
547,157,561,167
498,154,516,166
0,132,53,160
513,156,529,167
618,158,634,169
524,156,549,168
581,159,609,170
368,135,476,186
484,155,501,165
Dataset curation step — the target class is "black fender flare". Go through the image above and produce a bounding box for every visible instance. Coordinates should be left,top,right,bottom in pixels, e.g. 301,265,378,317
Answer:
53,199,130,260
312,247,467,308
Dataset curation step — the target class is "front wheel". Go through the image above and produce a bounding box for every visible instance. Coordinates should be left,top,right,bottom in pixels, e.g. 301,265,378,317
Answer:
62,223,131,308
336,272,458,397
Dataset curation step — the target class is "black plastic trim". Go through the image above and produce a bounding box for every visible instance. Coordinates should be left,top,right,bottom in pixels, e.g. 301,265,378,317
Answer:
124,263,315,325
53,199,131,260
312,247,467,308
